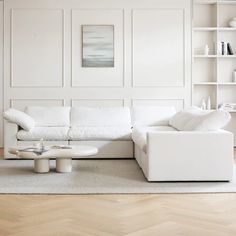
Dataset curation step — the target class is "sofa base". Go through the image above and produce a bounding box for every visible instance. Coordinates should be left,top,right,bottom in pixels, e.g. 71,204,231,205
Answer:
134,131,234,182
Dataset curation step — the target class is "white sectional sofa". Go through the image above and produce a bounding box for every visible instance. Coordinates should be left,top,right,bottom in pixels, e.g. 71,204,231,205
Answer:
5,106,133,159
4,106,234,181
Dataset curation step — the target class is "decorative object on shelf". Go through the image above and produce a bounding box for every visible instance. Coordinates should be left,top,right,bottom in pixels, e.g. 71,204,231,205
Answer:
204,44,209,56
229,18,236,28
207,97,211,110
227,43,234,55
218,103,236,112
82,25,114,68
233,70,236,83
201,99,207,110
218,41,234,55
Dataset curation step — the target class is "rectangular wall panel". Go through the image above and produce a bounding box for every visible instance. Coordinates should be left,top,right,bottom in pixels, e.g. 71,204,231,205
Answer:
71,99,124,107
10,99,64,111
132,99,184,111
11,9,64,87
72,9,124,87
132,9,185,87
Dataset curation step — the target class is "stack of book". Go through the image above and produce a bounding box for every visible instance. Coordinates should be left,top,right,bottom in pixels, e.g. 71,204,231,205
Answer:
217,41,234,55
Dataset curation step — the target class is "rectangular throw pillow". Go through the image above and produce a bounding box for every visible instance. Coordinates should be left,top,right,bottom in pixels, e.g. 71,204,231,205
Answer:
3,108,35,131
169,108,231,131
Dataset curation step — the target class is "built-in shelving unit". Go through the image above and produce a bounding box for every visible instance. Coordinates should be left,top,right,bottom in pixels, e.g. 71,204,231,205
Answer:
192,0,236,144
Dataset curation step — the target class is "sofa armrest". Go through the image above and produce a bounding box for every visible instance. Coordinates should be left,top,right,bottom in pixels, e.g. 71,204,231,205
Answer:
4,121,18,159
146,130,234,181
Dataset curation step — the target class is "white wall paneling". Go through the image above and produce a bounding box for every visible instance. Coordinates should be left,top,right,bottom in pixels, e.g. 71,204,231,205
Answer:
10,99,65,111
132,99,184,111
132,9,185,87
71,99,124,107
2,0,192,147
11,9,64,87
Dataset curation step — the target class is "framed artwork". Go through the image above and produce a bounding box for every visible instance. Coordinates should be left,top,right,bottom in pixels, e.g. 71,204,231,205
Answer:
82,25,114,67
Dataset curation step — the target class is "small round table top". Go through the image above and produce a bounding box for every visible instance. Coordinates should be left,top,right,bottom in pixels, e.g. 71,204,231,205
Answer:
9,145,98,159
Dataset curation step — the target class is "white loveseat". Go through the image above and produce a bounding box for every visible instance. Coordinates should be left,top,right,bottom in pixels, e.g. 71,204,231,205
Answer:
4,106,234,181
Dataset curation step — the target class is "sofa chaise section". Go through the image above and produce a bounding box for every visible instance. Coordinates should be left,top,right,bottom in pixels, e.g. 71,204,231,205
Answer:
131,106,234,181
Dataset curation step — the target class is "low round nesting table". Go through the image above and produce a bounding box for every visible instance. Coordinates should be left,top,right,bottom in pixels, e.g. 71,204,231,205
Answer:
9,145,98,173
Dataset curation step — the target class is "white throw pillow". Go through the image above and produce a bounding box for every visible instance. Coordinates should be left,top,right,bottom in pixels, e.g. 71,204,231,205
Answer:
3,108,35,131
169,108,231,131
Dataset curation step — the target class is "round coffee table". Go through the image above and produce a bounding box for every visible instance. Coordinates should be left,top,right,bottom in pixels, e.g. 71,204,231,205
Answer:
9,145,98,173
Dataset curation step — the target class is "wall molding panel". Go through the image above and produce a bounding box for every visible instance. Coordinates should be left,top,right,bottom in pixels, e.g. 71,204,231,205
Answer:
71,9,124,87
1,0,192,147
131,99,185,111
71,99,125,107
132,8,186,87
10,8,64,87
10,99,65,111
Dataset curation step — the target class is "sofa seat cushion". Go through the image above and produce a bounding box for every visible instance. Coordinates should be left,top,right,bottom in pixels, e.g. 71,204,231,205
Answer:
68,127,132,141
17,127,69,141
132,126,177,153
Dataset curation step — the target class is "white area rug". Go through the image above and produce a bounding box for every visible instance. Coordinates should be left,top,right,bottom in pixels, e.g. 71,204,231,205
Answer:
0,159,235,194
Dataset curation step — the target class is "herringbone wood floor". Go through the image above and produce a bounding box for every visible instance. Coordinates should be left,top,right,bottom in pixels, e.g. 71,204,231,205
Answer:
0,148,236,236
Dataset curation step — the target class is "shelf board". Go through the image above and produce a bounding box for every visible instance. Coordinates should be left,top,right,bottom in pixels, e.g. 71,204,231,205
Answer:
193,82,217,85
218,55,236,58
193,27,217,31
194,55,236,58
218,83,236,85
193,82,236,85
218,27,236,31
194,55,218,58
193,27,236,31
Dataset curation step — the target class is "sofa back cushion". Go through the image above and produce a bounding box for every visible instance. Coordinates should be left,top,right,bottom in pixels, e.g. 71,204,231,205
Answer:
131,106,176,127
71,107,131,127
25,106,70,127
169,108,231,131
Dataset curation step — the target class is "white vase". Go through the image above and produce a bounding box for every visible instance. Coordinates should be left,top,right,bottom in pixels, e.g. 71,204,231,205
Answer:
201,99,206,110
229,18,236,27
